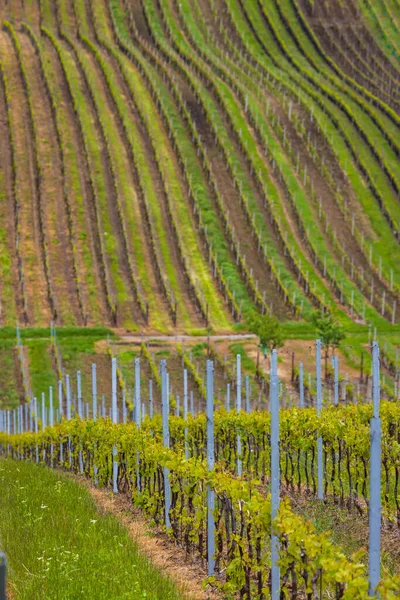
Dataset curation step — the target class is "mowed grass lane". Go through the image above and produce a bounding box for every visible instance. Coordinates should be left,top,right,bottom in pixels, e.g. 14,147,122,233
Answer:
0,459,187,600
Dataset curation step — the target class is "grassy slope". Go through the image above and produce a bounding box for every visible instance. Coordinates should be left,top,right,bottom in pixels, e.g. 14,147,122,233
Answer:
0,458,186,600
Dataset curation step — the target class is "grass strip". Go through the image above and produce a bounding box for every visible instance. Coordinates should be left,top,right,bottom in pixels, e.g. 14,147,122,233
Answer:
0,458,186,600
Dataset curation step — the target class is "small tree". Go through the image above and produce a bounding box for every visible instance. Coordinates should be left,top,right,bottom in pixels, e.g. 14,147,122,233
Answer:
250,313,284,373
312,311,345,378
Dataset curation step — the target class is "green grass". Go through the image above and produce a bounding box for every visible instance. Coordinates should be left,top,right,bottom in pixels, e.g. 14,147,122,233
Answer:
0,458,186,599
228,342,256,374
26,340,57,399
0,326,114,340
0,340,19,408
290,495,400,576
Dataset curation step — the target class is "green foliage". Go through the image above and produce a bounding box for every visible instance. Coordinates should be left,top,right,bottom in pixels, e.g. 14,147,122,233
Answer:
312,310,346,352
249,313,284,352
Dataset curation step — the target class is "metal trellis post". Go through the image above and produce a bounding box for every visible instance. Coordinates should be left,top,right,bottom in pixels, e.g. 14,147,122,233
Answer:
206,360,215,577
270,349,280,600
299,362,304,408
369,341,381,597
333,355,339,406
161,360,171,531
236,354,242,476
184,369,188,460
0,553,6,600
111,357,118,493
316,339,323,500
92,364,97,421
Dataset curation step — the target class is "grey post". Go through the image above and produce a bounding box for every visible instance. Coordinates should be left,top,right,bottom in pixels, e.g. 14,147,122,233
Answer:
77,371,82,419
270,349,280,600
92,364,98,484
333,356,339,406
161,360,171,530
149,380,153,419
58,379,63,418
111,357,118,493
58,380,64,464
226,383,230,412
34,398,38,464
135,358,141,427
50,386,54,467
49,387,54,428
66,375,71,421
41,393,46,431
190,390,194,416
316,339,323,500
0,553,6,600
206,360,215,576
369,341,381,597
122,387,127,424
41,393,46,462
184,369,188,460
92,364,97,421
236,354,242,476
134,359,141,493
245,375,250,412
299,362,304,408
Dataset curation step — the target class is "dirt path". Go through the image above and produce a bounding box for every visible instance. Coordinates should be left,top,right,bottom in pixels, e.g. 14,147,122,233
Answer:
87,484,221,600
117,333,257,344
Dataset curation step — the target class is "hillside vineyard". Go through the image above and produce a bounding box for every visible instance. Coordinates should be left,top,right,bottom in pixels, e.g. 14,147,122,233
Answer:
0,0,399,332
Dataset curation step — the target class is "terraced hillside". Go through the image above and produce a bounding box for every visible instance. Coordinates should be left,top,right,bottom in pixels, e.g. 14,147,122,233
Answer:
0,0,399,333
